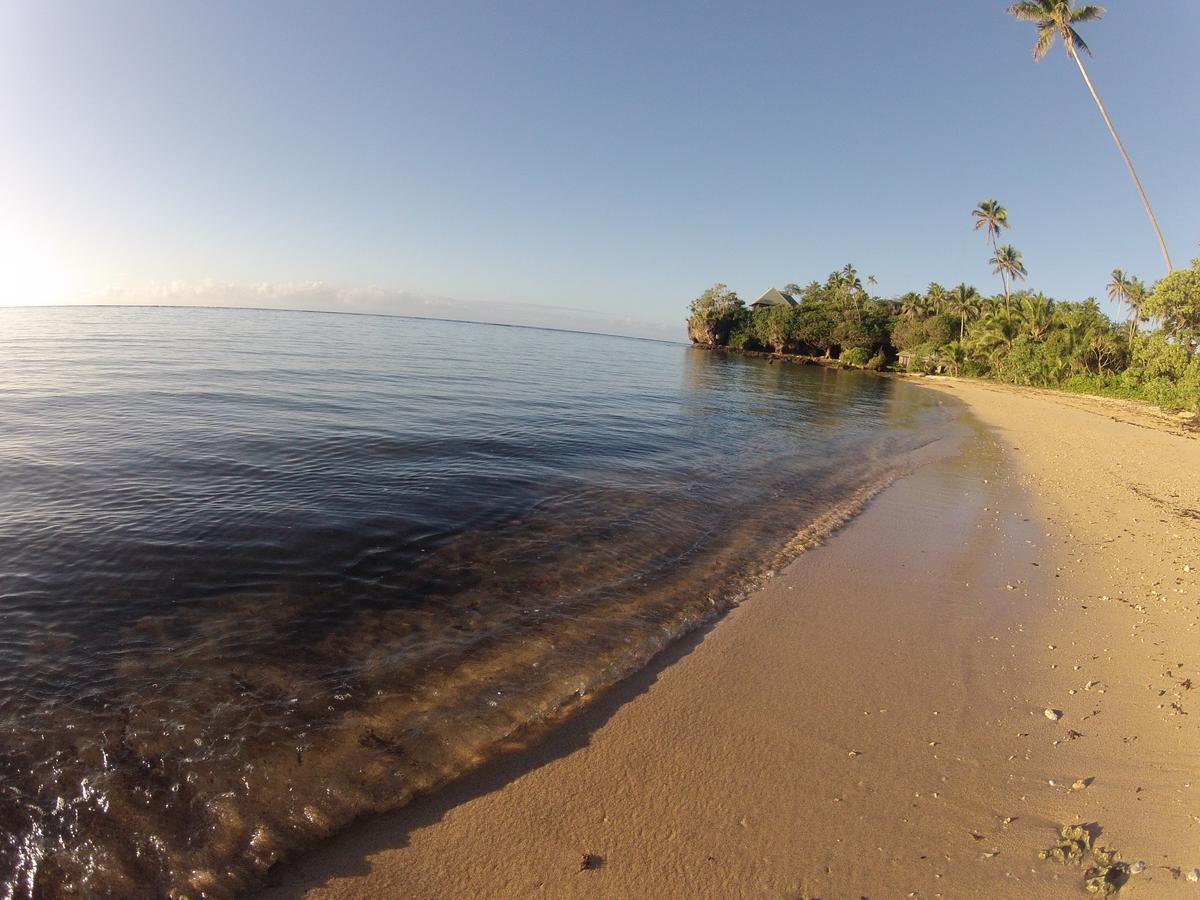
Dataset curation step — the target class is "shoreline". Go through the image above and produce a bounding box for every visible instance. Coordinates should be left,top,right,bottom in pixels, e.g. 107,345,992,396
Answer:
693,344,1200,431
262,379,1200,898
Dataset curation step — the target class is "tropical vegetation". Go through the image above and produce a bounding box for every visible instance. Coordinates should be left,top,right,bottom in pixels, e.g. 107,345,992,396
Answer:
686,257,1200,414
683,4,1197,413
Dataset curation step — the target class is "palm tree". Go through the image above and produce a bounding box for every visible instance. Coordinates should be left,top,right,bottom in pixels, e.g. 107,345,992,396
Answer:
1007,1,1172,272
1126,277,1148,342
899,292,926,322
972,200,1010,255
972,310,1022,362
1019,292,1055,341
1106,268,1140,343
926,282,947,315
1106,267,1131,308
936,341,967,377
990,245,1028,310
948,283,981,342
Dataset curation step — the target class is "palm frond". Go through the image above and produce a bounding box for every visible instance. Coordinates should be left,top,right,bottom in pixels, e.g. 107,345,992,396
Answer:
1007,1,1051,22
1033,23,1057,59
1067,26,1092,56
1071,4,1105,23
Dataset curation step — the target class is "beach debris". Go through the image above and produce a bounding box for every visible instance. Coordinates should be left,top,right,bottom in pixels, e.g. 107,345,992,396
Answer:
1072,778,1093,791
847,750,862,758
1038,824,1130,895
1044,708,1063,721
1085,848,1130,895
578,853,604,872
1129,861,1146,876
1066,729,1085,741
1038,824,1093,864
1187,868,1200,882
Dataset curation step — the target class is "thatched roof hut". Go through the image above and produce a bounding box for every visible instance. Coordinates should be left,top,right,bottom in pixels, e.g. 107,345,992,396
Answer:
749,288,797,310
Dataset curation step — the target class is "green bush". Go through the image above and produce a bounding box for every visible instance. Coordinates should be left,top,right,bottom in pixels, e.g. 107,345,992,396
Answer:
889,318,926,351
840,347,872,367
727,323,759,351
905,342,939,374
924,314,958,347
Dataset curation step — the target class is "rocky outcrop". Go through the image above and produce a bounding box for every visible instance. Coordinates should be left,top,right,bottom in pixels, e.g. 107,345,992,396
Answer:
687,315,732,347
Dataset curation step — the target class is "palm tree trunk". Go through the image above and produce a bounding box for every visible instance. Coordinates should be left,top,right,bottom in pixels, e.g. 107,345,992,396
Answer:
1069,46,1173,273
992,233,1010,314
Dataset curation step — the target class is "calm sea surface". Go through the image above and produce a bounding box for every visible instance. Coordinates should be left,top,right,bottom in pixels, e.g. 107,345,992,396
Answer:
0,306,955,897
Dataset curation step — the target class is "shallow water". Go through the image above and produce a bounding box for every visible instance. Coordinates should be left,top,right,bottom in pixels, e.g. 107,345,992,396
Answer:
0,307,953,897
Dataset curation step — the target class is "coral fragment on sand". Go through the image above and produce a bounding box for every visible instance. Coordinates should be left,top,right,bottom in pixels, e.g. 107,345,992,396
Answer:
1039,825,1129,895
1038,823,1092,864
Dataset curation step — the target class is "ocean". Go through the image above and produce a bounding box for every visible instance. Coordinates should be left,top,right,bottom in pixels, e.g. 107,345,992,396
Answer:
0,306,955,897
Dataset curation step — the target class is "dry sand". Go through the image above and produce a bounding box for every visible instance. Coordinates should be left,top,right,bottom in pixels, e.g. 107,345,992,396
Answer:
261,379,1200,899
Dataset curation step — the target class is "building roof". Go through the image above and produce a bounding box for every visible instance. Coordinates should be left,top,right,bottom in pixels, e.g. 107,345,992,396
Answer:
750,288,797,309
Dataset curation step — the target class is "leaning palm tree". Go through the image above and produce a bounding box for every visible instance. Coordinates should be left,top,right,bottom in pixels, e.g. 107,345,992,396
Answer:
972,200,1010,258
1007,1,1172,272
990,245,1028,311
948,283,981,343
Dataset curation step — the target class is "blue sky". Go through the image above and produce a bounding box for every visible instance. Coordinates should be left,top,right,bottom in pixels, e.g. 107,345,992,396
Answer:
1,0,1197,338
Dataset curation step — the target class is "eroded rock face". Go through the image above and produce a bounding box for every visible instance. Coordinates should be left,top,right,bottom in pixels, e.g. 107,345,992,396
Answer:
687,315,730,347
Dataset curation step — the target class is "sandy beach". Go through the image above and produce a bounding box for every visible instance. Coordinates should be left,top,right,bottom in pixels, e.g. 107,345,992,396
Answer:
261,380,1200,899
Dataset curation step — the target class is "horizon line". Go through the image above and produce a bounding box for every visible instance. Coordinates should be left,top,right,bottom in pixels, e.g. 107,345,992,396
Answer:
0,302,688,347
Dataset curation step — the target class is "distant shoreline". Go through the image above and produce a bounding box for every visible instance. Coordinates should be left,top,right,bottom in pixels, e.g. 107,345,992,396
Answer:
692,342,1199,432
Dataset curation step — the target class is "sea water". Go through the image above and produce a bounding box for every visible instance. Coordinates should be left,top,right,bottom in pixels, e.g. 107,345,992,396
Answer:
0,306,954,897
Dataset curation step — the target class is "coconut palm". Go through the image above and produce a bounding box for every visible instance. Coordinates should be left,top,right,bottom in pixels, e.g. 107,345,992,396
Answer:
899,292,926,322
990,245,1028,311
839,264,862,292
1125,277,1148,340
1107,268,1140,342
936,341,967,377
972,200,1010,255
926,282,947,315
1007,1,1172,272
1106,267,1131,308
948,283,981,343
1019,292,1055,341
972,310,1022,362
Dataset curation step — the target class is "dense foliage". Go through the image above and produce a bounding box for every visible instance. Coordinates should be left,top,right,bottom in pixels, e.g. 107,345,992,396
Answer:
687,259,1200,413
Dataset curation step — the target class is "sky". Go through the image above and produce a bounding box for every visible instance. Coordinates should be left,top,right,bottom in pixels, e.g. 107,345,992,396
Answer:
1,0,1197,340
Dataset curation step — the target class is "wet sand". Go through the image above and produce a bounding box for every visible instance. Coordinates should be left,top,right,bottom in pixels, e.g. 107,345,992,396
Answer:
261,380,1200,898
